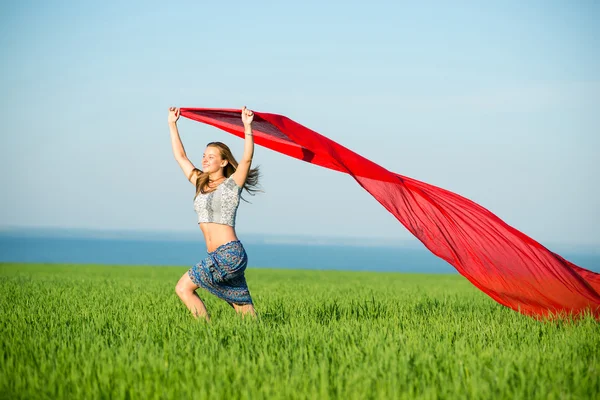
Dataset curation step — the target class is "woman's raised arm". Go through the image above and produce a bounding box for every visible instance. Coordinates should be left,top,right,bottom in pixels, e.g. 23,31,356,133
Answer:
168,107,199,185
232,106,255,188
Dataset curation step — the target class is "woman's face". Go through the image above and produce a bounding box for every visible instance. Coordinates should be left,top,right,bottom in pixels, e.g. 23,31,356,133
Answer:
202,146,226,173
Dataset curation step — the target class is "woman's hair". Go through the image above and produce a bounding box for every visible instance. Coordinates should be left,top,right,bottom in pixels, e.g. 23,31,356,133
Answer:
192,142,261,200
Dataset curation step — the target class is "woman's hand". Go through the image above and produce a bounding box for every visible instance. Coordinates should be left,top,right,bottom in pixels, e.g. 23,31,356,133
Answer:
168,107,180,124
241,106,254,126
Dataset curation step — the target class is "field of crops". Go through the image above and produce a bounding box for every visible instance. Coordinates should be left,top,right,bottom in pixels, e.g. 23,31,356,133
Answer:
1,263,597,399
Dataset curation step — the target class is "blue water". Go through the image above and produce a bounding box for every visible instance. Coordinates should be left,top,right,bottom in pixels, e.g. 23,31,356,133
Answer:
1,236,599,274
0,236,453,272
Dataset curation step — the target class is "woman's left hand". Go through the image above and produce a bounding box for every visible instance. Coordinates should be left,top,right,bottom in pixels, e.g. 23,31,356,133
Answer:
241,106,254,126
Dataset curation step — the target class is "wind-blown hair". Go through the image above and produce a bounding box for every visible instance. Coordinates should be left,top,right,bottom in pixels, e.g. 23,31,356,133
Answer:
192,142,261,201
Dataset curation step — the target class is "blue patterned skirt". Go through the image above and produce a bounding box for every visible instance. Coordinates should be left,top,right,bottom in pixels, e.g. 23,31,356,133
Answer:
188,240,253,305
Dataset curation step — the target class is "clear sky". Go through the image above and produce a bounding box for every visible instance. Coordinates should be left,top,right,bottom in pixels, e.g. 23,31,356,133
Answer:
1,0,599,248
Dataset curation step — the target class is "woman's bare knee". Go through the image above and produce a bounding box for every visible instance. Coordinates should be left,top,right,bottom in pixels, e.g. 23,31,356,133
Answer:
233,304,256,317
175,272,198,298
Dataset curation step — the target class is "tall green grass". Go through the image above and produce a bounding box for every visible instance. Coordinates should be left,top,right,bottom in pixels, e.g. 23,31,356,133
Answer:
1,263,598,399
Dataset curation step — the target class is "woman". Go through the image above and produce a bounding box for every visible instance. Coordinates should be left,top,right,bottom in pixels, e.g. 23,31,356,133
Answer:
169,106,259,320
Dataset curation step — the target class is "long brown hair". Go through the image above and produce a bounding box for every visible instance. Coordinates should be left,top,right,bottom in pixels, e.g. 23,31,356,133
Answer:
192,142,261,201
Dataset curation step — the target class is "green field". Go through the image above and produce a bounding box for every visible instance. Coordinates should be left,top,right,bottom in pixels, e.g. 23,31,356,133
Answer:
0,263,598,399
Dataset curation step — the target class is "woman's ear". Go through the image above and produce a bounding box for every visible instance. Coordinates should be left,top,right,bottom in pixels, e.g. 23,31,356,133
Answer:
221,160,229,168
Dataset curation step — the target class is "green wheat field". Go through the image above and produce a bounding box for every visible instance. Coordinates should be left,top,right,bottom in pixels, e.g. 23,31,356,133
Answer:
1,263,598,399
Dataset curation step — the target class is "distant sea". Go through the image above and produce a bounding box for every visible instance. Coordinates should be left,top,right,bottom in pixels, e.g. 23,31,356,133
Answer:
1,229,598,274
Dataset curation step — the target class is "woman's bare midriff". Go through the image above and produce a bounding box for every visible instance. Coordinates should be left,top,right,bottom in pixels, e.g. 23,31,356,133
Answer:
199,223,238,252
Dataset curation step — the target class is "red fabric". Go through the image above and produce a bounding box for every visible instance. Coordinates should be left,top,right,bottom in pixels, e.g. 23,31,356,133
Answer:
180,108,600,319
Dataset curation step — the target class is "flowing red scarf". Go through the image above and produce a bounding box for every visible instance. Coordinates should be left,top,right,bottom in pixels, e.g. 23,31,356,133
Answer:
180,108,600,319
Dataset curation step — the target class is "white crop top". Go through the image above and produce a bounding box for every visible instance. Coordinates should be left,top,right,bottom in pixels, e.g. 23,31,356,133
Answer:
193,176,242,227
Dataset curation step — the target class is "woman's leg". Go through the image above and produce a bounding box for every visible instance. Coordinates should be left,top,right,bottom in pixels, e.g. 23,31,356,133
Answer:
232,303,256,318
175,272,210,321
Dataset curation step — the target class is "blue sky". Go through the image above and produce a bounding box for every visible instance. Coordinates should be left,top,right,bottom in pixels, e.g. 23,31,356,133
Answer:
1,0,598,248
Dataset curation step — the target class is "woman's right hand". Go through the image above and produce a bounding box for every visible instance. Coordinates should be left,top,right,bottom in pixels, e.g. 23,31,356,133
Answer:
168,107,180,124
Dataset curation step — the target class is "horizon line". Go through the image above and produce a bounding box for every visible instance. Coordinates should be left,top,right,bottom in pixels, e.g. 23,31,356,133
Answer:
1,224,599,253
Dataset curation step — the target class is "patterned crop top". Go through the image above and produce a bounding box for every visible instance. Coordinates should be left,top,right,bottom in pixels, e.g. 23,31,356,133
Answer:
193,176,243,227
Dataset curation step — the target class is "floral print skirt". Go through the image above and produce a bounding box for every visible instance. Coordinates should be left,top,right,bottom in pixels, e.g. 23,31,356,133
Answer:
188,240,253,305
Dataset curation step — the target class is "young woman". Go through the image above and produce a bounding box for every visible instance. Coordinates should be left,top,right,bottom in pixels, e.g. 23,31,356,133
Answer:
168,106,259,320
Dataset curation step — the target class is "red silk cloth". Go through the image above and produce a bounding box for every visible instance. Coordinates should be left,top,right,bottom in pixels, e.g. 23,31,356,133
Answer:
180,108,600,319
